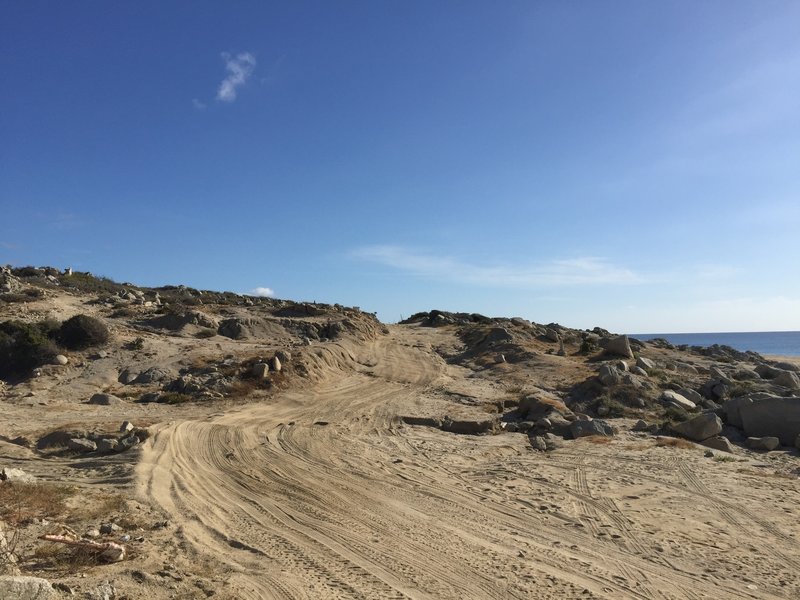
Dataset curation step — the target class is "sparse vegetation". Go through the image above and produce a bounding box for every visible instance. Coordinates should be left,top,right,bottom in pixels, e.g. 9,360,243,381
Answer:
0,287,45,303
195,327,217,339
58,314,109,350
124,336,145,351
655,437,696,450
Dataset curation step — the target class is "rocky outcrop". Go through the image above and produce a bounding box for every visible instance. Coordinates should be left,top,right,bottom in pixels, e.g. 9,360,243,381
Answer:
701,436,735,453
0,576,54,599
746,437,780,451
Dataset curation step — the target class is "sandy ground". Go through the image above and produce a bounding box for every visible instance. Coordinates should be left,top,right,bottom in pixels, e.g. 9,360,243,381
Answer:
1,289,799,599
133,325,800,599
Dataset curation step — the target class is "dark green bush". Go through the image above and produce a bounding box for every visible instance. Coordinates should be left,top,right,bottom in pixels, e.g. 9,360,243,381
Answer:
0,320,60,379
58,314,109,350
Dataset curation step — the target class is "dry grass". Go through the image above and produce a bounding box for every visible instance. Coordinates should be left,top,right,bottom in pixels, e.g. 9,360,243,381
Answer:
655,437,696,450
736,468,794,480
0,482,75,525
70,491,126,521
584,436,615,445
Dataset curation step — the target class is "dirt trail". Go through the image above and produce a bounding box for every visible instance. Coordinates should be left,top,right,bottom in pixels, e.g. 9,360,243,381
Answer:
136,326,800,599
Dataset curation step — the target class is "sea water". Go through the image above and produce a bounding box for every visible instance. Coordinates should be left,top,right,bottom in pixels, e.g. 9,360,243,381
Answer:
629,331,800,357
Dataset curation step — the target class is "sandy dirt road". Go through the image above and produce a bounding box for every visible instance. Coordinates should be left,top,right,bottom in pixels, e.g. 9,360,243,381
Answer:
136,326,800,599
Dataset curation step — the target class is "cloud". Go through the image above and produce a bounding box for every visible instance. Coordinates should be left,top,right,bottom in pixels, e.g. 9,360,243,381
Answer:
351,245,642,287
217,52,256,102
249,286,275,297
192,98,207,110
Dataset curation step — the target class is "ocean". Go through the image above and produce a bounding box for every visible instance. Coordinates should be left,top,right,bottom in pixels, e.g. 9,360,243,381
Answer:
629,331,800,357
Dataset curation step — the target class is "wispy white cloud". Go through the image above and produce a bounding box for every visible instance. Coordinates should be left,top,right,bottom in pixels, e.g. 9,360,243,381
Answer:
249,286,275,297
217,52,256,102
192,98,207,110
351,245,642,287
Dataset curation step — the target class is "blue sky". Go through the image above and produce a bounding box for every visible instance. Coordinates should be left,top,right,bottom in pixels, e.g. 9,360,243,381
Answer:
2,1,799,332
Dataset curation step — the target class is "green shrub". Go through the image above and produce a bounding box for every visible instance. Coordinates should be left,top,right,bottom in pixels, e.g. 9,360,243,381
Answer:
0,320,60,379
58,315,109,350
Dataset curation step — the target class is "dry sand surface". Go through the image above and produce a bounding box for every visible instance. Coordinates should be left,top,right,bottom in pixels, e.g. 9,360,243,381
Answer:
1,281,799,599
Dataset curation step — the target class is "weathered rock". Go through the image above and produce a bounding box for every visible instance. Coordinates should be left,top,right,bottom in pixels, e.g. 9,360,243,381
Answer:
677,388,704,405
529,435,548,451
614,360,629,372
671,413,723,441
275,350,292,364
68,438,97,452
119,421,134,433
701,436,736,453
118,435,139,450
545,328,560,343
271,356,282,372
730,395,800,445
0,576,54,599
636,356,656,371
52,355,68,366
660,390,696,411
133,367,174,384
85,580,116,600
603,335,633,359
631,366,648,377
632,419,650,432
796,432,800,449
598,365,623,387
117,369,138,384
773,370,800,390
1,467,36,483
570,419,615,439
252,362,269,378
97,438,119,453
746,436,780,451
88,393,122,406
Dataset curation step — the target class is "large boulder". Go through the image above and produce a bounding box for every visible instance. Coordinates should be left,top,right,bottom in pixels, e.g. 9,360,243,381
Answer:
0,576,55,599
570,419,615,439
660,390,696,411
728,395,800,445
88,393,122,406
636,356,656,371
671,413,723,442
602,335,633,359
1,467,36,483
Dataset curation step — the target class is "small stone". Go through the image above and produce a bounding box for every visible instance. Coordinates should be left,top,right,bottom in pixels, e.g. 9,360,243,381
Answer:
85,529,101,539
53,354,68,366
120,421,134,433
97,438,119,453
271,356,282,372
100,522,121,534
88,393,122,406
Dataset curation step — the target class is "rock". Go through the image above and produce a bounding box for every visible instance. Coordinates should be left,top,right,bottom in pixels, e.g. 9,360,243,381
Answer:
0,576,55,599
710,366,731,382
773,370,800,390
636,356,656,371
660,390,696,411
746,437,780,451
631,366,648,377
120,421,134,433
117,369,138,385
602,335,634,359
632,419,650,432
545,328,560,343
275,350,292,364
730,394,800,445
614,360,629,372
252,362,269,378
52,355,68,366
97,438,119,453
118,435,139,451
1,467,36,483
67,438,97,452
271,356,282,372
536,417,552,430
596,405,610,417
88,393,122,406
529,435,548,451
84,528,101,538
796,432,800,449
671,413,723,441
570,419,615,439
85,580,116,600
133,367,174,384
598,365,623,386
99,523,121,534
677,388,704,405
701,436,736,453
557,338,566,357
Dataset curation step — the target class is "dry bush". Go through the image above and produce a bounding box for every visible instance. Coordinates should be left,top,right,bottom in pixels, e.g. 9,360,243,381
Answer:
58,314,109,350
655,437,696,450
